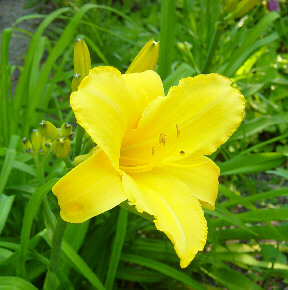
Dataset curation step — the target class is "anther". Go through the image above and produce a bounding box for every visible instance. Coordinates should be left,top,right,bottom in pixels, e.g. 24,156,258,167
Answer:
176,124,180,138
159,133,166,146
180,151,185,155
152,147,155,156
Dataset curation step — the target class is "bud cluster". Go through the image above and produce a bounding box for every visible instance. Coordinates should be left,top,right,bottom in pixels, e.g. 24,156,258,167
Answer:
22,121,74,159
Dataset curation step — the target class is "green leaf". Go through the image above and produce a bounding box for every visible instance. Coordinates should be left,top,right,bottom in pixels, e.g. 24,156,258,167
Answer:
163,63,196,93
17,179,58,278
219,153,286,175
42,232,105,290
0,136,19,195
0,277,37,289
230,115,287,141
158,0,176,79
201,264,262,290
105,208,128,290
121,253,205,289
223,12,280,77
0,194,14,235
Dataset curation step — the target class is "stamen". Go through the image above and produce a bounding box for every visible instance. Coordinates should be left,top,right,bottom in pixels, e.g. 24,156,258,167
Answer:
152,147,155,156
159,132,166,146
180,151,185,155
176,124,180,138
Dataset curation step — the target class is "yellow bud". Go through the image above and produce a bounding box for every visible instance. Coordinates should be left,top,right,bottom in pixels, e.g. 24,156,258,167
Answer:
22,138,32,150
61,123,72,137
74,38,91,80
71,73,81,92
39,120,59,140
229,0,260,19
126,39,160,74
74,153,90,166
52,137,71,159
31,129,42,154
22,138,33,154
74,146,98,166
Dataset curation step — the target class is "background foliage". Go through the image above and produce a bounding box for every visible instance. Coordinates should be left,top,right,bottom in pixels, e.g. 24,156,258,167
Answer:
0,0,287,289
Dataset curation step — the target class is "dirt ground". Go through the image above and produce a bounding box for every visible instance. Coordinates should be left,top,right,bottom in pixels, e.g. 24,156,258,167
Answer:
0,0,35,67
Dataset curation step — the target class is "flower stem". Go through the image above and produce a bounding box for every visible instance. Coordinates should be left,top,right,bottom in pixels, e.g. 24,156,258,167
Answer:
34,154,56,233
73,124,85,158
63,155,74,170
45,218,67,288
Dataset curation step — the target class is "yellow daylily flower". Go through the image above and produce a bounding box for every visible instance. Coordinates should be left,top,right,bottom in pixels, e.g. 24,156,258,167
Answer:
52,67,245,268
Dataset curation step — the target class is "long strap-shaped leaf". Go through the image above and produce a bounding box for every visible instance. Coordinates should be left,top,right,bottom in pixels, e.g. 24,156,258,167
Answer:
17,178,58,277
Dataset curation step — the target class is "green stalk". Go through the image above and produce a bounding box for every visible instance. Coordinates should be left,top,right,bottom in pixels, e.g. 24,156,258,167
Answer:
44,218,67,289
104,208,128,290
63,156,74,170
158,0,176,80
34,155,56,233
73,125,85,158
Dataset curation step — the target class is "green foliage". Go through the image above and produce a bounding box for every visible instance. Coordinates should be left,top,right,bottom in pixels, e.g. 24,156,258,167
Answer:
0,0,287,289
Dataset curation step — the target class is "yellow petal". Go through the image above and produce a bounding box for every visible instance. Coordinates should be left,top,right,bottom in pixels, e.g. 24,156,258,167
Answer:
52,150,126,223
122,170,207,268
121,74,245,167
71,67,162,168
122,70,164,102
159,156,220,210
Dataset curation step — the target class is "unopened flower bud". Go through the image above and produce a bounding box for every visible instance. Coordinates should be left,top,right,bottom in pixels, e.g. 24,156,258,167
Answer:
71,73,81,91
73,147,98,166
52,137,71,159
25,148,33,154
22,138,32,151
39,120,59,140
31,129,42,154
61,123,72,137
74,153,90,166
68,133,75,141
126,39,160,74
74,38,91,80
42,136,52,154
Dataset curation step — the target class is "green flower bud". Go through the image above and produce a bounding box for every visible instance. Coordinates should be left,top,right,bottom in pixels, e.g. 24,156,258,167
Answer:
52,137,71,159
42,136,52,154
22,137,32,151
31,129,42,154
74,153,90,166
61,123,73,137
68,133,75,141
74,146,98,166
126,39,160,74
39,120,59,140
74,38,91,80
71,73,81,92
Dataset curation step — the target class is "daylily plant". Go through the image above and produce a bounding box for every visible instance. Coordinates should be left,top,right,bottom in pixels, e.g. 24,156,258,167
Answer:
53,67,245,267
